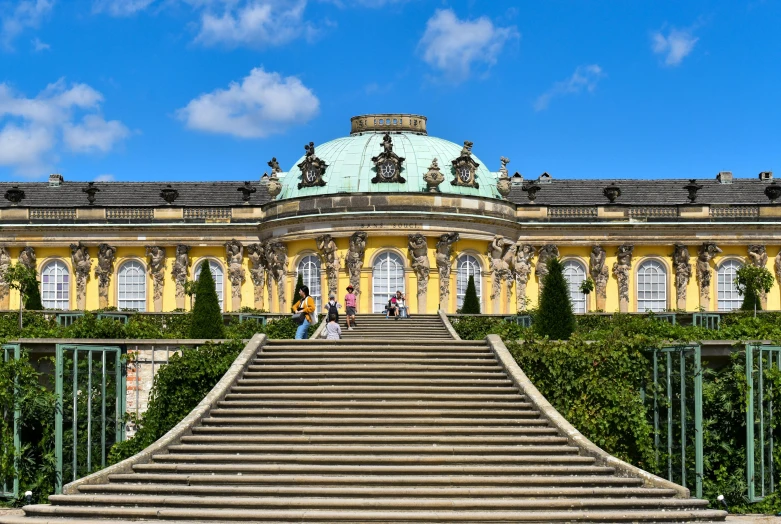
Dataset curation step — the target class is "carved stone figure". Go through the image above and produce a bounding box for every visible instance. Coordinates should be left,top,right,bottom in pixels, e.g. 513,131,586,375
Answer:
265,241,288,312
776,251,781,301
513,243,535,312
672,244,691,310
696,243,722,310
371,133,406,183
297,142,328,189
0,247,11,309
589,246,609,311
488,236,515,313
316,235,341,299
496,157,511,198
94,244,117,309
146,246,166,311
612,244,634,313
267,157,282,175
225,240,245,311
266,174,282,198
171,245,190,309
18,247,36,271
748,244,769,307
246,243,267,310
408,234,430,311
536,244,560,293
435,233,459,309
451,140,480,188
346,232,367,296
70,242,91,309
423,158,445,193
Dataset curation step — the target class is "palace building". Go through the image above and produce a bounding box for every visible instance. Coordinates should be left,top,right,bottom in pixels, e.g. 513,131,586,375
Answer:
1,113,780,316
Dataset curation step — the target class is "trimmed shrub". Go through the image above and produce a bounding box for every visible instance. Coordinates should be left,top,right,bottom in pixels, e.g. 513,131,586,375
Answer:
535,258,576,340
459,275,481,314
189,262,225,339
24,273,43,311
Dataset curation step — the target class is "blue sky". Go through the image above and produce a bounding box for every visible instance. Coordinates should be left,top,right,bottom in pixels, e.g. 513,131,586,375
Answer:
0,0,779,182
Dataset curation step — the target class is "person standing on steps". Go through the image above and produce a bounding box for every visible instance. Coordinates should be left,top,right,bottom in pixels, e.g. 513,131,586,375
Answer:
344,285,357,330
292,285,316,339
324,313,342,340
323,293,341,324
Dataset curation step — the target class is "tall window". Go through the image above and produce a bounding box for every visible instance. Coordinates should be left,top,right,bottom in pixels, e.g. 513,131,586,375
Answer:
41,260,69,309
456,255,482,310
297,255,322,312
372,251,405,313
717,259,743,311
194,259,225,311
562,260,587,314
637,260,667,312
117,260,146,311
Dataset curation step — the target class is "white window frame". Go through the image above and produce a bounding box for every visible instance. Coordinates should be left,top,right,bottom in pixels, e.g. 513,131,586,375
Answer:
456,255,482,310
194,259,225,311
636,259,667,313
562,259,587,314
41,260,70,310
372,251,405,313
717,259,743,311
117,260,147,311
297,255,322,312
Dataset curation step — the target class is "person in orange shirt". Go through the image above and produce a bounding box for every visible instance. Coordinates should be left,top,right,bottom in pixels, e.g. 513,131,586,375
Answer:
292,285,316,339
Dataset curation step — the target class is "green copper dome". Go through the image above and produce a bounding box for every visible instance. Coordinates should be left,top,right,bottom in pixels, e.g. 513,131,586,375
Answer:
276,114,501,201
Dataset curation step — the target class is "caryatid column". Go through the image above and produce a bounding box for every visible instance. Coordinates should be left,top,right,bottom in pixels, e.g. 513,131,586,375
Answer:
408,233,430,314
247,243,267,310
0,247,11,310
225,240,245,311
435,233,459,311
612,244,633,313
672,244,691,311
146,246,166,312
171,245,190,310
95,244,117,309
70,242,92,310
589,246,608,311
696,243,721,311
748,245,768,309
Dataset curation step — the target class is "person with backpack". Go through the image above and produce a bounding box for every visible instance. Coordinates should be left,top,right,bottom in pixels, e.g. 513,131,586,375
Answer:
292,285,316,339
323,294,341,324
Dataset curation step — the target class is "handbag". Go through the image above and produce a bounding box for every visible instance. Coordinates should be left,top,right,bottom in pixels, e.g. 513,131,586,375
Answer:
291,312,304,324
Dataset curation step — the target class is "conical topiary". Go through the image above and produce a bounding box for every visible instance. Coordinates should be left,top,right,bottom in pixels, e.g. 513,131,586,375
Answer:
189,261,225,339
24,272,43,311
535,258,576,340
460,275,481,314
293,273,305,305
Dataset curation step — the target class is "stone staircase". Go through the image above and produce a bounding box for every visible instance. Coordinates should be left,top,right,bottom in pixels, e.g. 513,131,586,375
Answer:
3,317,726,523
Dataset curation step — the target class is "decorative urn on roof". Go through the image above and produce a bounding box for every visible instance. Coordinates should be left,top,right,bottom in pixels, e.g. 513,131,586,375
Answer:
765,180,781,204
495,157,511,198
422,158,445,193
522,181,541,203
238,181,256,203
684,179,703,203
160,185,179,204
4,186,25,205
82,182,100,205
266,157,283,198
603,183,621,204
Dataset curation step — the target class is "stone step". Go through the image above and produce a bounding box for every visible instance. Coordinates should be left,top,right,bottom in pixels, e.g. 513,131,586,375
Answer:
151,453,589,465
179,434,567,445
248,363,502,372
223,393,524,401
253,354,494,361
216,400,533,409
131,464,612,475
260,345,486,352
78,483,678,498
164,444,580,455
206,408,542,418
235,378,515,386
241,371,508,379
228,385,520,394
106,473,645,487
190,425,559,435
6,507,731,523
200,417,550,426
45,494,711,511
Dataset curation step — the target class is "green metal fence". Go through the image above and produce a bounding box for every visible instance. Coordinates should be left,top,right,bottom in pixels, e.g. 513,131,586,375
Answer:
504,315,533,328
746,343,781,502
54,344,126,494
692,313,720,330
647,345,704,498
1,344,21,500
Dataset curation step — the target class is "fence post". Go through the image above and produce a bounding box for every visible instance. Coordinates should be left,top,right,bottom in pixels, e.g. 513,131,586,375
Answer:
694,344,703,499
746,343,756,501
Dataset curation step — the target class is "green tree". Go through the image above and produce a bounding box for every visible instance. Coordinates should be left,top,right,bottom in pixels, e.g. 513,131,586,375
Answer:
535,258,576,340
3,264,41,330
735,264,774,317
182,279,197,310
460,275,481,314
292,273,305,306
189,261,225,339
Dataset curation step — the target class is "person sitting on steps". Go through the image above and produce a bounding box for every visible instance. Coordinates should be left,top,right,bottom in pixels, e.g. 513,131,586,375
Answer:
385,295,398,319
394,290,409,319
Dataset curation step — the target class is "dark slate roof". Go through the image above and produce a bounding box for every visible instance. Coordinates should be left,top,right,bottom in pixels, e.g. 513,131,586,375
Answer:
0,181,272,208
507,178,777,206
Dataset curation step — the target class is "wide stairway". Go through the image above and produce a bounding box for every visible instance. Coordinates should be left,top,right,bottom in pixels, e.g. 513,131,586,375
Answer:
7,316,726,522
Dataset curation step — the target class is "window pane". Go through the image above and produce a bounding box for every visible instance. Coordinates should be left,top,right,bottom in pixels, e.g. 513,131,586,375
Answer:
195,260,225,311
297,255,322,312
562,260,587,314
372,252,405,313
456,255,482,310
41,260,69,309
717,260,743,311
637,260,667,313
118,260,147,311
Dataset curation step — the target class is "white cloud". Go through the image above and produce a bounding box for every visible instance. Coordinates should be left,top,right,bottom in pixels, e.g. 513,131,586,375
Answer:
195,1,310,48
0,79,130,177
1,0,54,50
92,0,157,16
534,64,604,112
418,8,518,82
651,27,698,66
94,173,115,181
177,67,319,138
31,36,49,51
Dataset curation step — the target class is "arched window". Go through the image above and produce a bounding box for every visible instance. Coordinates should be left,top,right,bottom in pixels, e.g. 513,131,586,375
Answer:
41,260,69,310
637,260,667,312
297,255,322,312
456,255,482,310
717,259,743,311
562,260,587,314
117,260,146,311
194,259,225,311
372,251,405,313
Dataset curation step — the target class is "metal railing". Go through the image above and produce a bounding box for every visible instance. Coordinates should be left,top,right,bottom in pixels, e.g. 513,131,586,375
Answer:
692,313,720,330
54,344,126,494
746,343,781,502
1,344,20,500
503,315,533,328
